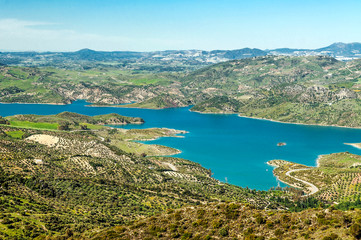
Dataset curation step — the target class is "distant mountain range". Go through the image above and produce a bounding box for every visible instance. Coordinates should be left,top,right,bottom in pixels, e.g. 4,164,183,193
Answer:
268,42,361,60
1,42,361,69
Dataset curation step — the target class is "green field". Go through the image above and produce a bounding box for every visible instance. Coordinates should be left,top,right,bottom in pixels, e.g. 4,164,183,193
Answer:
5,130,24,139
9,121,58,130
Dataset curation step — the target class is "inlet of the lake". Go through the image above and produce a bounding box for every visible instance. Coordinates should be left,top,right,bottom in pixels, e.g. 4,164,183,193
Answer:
2,100,361,190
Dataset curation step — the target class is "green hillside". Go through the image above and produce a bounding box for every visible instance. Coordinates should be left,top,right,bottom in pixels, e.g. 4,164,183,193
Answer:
90,202,361,240
5,112,144,130
2,55,361,127
2,114,361,239
0,119,295,239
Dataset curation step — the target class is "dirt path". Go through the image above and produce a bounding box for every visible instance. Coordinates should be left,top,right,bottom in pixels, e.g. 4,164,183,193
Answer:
286,168,319,196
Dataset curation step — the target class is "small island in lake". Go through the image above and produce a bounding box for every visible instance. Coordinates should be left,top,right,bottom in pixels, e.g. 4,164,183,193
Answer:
277,142,286,146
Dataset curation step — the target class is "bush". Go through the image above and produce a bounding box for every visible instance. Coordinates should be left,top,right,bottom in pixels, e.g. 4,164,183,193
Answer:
58,122,70,131
212,219,223,229
256,216,266,225
350,223,361,239
244,227,254,235
274,229,283,237
322,233,339,240
181,232,192,239
0,116,10,125
219,227,229,237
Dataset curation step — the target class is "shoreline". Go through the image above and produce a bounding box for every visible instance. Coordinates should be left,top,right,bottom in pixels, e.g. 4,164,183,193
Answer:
316,155,323,167
123,128,187,156
344,143,361,149
130,128,188,142
267,161,319,195
266,162,294,189
2,100,361,190
2,100,361,129
238,114,361,130
190,107,361,130
88,103,185,110
190,109,237,115
0,101,67,105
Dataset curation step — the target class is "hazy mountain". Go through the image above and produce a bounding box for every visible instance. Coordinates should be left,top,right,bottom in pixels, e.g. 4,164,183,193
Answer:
316,42,361,57
1,42,361,69
269,42,361,60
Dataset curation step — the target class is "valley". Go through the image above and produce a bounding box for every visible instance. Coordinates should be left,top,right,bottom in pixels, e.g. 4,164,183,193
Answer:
2,53,361,127
3,44,361,239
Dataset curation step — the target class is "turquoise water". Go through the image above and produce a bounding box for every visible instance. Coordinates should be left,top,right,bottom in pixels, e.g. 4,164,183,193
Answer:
2,100,361,190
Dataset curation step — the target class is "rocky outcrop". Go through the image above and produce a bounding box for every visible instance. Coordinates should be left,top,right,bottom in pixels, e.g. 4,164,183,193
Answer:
55,84,123,104
298,86,358,104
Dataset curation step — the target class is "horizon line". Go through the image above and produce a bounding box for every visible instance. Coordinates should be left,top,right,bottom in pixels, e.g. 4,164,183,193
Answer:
1,41,360,53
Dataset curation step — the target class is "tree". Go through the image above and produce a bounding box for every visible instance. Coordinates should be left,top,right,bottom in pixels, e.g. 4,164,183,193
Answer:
0,116,9,125
58,122,70,131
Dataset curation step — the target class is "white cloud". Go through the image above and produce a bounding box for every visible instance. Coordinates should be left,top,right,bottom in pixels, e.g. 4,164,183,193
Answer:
0,18,137,51
0,18,190,52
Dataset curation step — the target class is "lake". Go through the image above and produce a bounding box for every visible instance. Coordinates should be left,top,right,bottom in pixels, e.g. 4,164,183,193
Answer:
2,100,361,190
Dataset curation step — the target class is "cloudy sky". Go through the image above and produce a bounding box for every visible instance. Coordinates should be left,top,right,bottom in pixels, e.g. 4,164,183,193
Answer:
1,0,361,51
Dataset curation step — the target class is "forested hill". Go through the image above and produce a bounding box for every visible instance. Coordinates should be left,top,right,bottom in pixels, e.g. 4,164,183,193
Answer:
2,55,361,127
188,56,361,127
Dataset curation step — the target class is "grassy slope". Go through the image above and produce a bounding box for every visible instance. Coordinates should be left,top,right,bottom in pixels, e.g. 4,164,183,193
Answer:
3,56,361,127
188,56,361,127
0,120,292,239
119,94,188,109
0,66,176,104
97,128,185,156
184,56,346,88
2,112,180,156
90,202,359,240
4,112,144,131
269,152,361,203
2,114,361,239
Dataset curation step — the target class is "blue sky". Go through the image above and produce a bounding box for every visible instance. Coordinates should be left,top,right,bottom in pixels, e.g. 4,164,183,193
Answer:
0,0,361,51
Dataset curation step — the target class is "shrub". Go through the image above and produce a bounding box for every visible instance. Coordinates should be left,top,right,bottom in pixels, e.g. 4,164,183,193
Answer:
274,229,283,237
58,122,70,131
266,221,274,229
256,216,266,225
244,227,254,235
181,232,192,239
304,219,312,225
219,227,229,237
350,223,361,239
212,219,223,229
322,233,339,240
174,211,182,221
